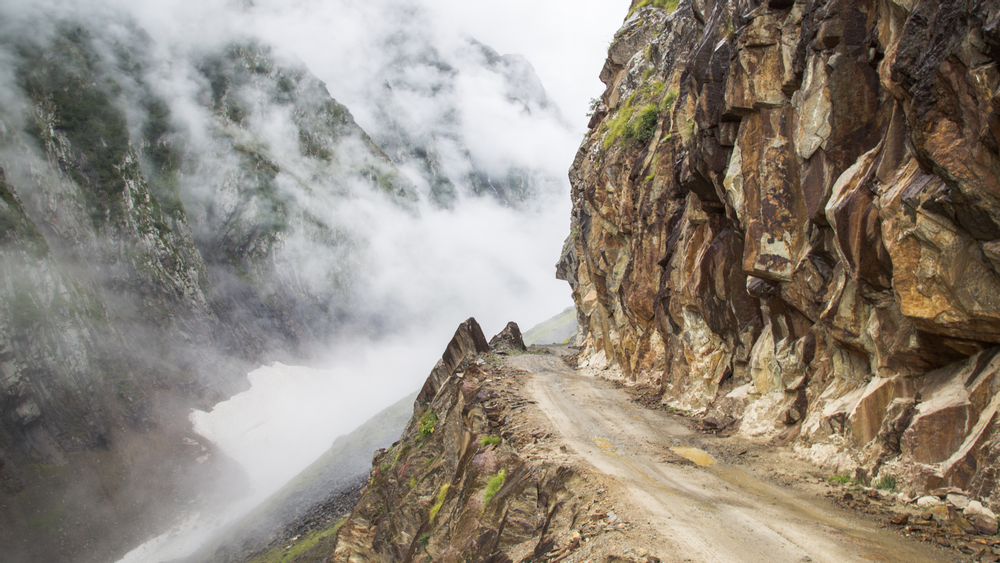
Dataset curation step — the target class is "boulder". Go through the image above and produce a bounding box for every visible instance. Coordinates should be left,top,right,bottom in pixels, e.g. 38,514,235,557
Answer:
969,514,999,535
946,493,971,510
916,495,943,508
965,501,999,535
965,500,998,520
489,322,527,354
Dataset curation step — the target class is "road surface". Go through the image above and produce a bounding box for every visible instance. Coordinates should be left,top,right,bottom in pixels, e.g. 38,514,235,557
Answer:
509,351,955,563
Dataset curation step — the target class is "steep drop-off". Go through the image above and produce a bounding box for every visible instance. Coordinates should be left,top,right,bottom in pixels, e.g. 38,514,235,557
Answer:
0,24,413,562
559,0,1000,501
0,5,566,561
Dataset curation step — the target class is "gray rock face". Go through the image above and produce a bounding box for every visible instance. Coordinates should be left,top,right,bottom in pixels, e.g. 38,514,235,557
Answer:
0,24,412,462
0,16,413,563
562,0,1000,502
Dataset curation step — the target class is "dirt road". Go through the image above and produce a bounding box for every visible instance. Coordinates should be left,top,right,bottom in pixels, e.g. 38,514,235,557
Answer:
508,351,957,563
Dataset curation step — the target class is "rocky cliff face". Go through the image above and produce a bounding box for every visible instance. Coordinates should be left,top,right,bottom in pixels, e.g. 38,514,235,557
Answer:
0,24,409,472
559,0,1000,502
331,320,591,563
0,21,418,562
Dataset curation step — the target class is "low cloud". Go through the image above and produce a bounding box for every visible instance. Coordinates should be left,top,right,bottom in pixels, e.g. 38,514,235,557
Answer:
0,0,605,559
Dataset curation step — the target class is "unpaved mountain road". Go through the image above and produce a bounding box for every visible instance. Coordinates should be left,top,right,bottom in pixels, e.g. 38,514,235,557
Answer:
508,350,958,563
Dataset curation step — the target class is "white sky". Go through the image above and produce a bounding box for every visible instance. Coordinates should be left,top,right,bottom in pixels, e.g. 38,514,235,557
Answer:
425,0,630,132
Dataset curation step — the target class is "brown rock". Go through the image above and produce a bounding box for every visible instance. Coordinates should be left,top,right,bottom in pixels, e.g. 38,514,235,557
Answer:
970,514,999,536
739,108,808,281
932,487,966,499
420,318,491,404
825,147,892,290
879,160,1000,343
899,350,1000,488
562,0,1000,519
489,322,527,354
850,378,915,446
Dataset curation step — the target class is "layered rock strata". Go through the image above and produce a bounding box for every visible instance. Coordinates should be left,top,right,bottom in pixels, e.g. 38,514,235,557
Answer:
559,0,1000,502
332,319,588,563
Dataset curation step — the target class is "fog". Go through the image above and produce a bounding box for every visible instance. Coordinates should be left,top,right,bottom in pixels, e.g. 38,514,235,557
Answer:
0,0,628,560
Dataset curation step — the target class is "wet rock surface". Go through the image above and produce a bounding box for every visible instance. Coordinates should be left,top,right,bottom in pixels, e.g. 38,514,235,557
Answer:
560,0,1000,508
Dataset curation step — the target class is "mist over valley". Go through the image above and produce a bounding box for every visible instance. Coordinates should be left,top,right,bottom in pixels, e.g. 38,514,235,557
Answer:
0,0,625,561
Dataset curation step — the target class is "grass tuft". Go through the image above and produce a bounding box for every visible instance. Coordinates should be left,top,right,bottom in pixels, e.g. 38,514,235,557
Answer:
483,469,507,506
418,410,439,440
629,0,680,17
873,474,898,492
429,483,450,522
828,472,852,484
480,435,502,447
627,104,660,143
247,518,346,563
601,80,667,149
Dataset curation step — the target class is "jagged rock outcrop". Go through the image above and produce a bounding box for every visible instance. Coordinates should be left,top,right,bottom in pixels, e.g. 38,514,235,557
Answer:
560,0,1000,501
332,319,585,563
488,321,527,354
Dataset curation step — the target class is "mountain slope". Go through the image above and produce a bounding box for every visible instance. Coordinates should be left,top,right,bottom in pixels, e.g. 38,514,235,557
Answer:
0,18,423,562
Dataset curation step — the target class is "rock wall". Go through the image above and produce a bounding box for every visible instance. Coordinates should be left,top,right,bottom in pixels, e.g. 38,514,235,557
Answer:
559,0,1000,502
0,29,412,471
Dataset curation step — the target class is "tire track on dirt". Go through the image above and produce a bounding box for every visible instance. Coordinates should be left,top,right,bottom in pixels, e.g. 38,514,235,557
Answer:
511,352,955,563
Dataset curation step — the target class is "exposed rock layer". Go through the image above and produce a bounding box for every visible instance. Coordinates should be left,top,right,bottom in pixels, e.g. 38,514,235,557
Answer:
332,319,587,563
559,0,1000,502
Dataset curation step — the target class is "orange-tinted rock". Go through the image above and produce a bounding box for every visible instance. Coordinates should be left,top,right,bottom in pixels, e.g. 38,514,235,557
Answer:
562,0,1000,494
901,350,1000,474
879,160,1000,343
850,377,916,446
825,148,893,290
739,108,808,282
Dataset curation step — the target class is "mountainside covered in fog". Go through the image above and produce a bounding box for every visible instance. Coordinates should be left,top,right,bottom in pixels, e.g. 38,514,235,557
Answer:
0,1,574,561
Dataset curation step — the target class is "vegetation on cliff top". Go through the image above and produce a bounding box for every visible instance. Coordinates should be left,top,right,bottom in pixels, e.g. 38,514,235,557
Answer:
628,0,679,18
601,80,668,149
